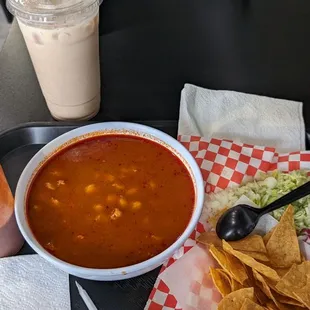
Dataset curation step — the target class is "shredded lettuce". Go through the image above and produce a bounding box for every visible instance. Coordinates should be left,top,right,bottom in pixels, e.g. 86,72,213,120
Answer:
207,170,310,233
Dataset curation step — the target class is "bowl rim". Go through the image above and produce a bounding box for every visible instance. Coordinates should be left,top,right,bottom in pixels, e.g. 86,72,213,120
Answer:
15,122,204,276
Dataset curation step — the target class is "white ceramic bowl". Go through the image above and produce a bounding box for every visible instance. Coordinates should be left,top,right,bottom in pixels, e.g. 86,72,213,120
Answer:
15,122,204,281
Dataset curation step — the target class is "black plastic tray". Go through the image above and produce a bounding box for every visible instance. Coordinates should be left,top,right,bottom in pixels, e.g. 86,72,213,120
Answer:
0,121,178,310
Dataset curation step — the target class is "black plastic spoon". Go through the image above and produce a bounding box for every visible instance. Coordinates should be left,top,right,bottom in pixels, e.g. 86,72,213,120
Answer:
216,180,310,241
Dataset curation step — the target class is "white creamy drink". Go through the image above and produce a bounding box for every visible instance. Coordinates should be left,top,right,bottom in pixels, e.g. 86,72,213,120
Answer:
7,0,101,120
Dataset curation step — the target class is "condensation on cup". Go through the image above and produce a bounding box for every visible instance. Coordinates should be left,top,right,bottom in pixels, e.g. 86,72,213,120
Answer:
7,0,101,121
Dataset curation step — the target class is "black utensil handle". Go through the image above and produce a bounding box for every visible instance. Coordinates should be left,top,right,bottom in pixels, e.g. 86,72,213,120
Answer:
260,180,310,215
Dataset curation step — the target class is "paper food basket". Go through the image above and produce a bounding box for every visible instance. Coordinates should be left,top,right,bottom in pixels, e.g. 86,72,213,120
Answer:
145,135,310,310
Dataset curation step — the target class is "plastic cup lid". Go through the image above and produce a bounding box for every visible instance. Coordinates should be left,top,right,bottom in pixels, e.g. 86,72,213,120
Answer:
7,0,100,26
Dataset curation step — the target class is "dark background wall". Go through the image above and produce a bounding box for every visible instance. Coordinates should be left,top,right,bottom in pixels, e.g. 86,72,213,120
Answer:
98,0,310,128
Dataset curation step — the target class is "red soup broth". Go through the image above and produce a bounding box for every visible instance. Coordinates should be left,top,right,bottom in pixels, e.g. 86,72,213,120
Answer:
27,134,195,268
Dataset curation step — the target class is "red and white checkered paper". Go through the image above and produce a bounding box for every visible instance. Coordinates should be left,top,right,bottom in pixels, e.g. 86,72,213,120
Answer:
145,135,310,310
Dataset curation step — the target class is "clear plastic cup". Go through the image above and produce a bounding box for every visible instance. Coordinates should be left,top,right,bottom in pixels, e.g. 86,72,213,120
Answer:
7,0,101,121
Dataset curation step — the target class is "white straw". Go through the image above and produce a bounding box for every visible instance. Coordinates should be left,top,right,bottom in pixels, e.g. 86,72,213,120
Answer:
75,281,98,310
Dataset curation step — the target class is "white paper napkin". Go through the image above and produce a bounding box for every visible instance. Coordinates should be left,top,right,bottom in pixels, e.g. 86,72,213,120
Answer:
179,84,305,152
0,254,70,310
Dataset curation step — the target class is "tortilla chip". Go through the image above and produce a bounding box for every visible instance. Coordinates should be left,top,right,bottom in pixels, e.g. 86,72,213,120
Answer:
218,287,255,310
264,301,301,310
241,251,269,262
225,252,249,284
277,303,306,310
252,269,293,310
265,301,279,310
231,278,243,291
229,235,267,253
258,277,303,308
276,261,310,301
209,267,231,297
259,276,304,308
198,233,267,255
254,285,269,306
294,306,309,310
292,275,310,309
274,291,305,307
263,227,275,245
209,244,248,284
244,267,269,305
266,205,301,268
252,270,276,300
274,267,290,278
217,268,233,286
197,231,222,247
223,240,280,282
240,298,265,310
208,208,228,229
209,244,227,268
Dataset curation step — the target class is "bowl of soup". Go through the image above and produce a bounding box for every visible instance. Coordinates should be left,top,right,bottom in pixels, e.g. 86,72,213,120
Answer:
15,122,204,280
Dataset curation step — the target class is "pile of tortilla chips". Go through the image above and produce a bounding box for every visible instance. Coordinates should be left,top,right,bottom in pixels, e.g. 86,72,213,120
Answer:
197,205,310,310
